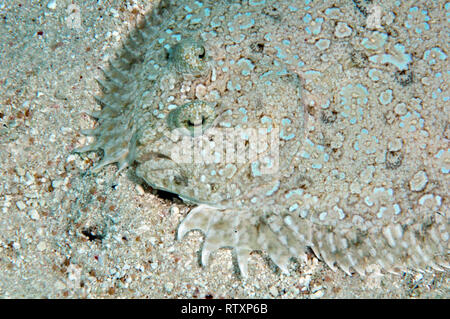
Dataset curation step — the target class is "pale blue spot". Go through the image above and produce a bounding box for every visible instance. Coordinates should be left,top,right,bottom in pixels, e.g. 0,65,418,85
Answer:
280,130,295,140
325,8,340,16
263,156,273,169
260,70,273,79
265,181,280,196
374,187,385,194
362,31,387,50
434,150,444,158
251,161,261,176
275,46,286,59
379,89,393,105
226,80,241,91
249,0,265,5
368,68,380,81
261,116,272,124
226,80,233,91
303,13,312,24
210,16,222,28
364,196,374,206
300,151,310,158
378,44,412,70
377,207,386,219
305,138,315,146
239,18,255,30
285,189,304,199
238,58,255,70
315,39,330,50
172,34,182,41
321,100,330,109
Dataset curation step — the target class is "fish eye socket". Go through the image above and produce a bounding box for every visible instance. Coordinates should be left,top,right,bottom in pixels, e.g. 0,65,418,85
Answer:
170,39,208,75
198,47,205,59
167,100,215,136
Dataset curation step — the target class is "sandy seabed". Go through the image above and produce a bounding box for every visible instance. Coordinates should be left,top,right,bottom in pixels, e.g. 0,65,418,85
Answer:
0,0,448,298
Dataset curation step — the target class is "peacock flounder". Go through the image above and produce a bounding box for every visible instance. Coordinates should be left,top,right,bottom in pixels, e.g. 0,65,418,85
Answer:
75,0,449,277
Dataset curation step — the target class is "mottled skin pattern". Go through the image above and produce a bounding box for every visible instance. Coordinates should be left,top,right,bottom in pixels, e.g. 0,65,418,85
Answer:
76,0,449,277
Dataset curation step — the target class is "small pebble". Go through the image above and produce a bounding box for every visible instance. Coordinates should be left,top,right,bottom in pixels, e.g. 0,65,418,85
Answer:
60,126,73,133
52,179,64,189
149,237,157,246
409,171,428,192
16,201,26,210
28,209,40,220
310,289,324,299
37,241,46,251
164,282,174,293
47,0,56,10
135,184,145,196
15,166,25,176
388,138,403,152
335,22,352,38
167,246,175,253
269,286,278,297
66,154,78,162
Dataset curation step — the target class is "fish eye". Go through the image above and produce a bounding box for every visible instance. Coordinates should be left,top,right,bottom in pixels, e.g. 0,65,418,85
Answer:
170,39,208,75
167,100,215,136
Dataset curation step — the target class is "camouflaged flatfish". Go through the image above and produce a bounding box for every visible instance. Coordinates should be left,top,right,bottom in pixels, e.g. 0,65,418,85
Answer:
75,0,449,277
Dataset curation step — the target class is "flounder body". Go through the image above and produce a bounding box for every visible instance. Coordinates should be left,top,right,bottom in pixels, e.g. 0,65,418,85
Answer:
76,0,449,277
